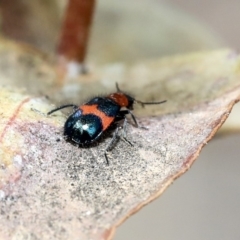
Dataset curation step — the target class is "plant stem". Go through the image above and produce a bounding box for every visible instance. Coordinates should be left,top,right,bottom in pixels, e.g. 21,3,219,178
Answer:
57,0,96,64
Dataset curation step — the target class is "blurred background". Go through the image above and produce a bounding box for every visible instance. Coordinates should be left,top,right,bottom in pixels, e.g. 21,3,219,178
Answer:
0,0,239,239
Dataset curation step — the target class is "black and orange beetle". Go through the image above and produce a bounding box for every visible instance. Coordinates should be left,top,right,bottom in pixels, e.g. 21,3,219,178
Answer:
48,84,166,164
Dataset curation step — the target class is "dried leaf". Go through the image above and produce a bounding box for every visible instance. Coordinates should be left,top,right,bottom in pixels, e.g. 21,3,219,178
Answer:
0,37,57,94
218,103,240,135
0,44,240,239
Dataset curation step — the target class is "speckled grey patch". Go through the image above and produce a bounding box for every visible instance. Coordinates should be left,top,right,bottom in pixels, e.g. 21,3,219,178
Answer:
0,88,239,240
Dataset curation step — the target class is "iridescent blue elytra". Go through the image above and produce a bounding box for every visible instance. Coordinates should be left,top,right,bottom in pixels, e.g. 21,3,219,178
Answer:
47,84,166,164
63,97,121,145
64,113,103,145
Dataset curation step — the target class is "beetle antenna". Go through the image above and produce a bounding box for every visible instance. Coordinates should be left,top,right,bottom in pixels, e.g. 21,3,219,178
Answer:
116,83,167,107
116,82,121,92
135,99,167,107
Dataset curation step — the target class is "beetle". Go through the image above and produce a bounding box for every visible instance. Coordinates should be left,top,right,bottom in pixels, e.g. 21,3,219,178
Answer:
47,83,166,164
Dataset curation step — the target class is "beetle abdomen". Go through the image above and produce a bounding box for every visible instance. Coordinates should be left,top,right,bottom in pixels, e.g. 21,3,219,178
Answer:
64,112,103,144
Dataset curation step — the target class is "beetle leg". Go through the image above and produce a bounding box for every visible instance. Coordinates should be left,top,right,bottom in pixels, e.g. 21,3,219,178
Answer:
104,126,120,165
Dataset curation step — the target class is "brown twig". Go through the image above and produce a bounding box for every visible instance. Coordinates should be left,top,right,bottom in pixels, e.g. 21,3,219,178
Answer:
57,0,96,64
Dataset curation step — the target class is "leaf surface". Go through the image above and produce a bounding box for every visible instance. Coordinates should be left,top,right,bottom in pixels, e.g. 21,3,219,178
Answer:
0,43,240,239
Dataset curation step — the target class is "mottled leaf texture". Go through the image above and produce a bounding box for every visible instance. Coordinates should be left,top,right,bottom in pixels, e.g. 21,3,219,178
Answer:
0,43,240,240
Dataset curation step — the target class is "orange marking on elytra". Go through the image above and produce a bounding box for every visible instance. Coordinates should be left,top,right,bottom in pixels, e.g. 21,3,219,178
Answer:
0,97,31,143
80,105,114,130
